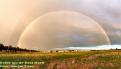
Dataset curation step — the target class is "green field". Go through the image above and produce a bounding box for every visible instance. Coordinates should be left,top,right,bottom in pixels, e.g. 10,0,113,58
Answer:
0,50,121,69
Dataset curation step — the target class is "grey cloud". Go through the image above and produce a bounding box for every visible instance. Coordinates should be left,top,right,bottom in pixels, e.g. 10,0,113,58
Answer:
0,0,121,48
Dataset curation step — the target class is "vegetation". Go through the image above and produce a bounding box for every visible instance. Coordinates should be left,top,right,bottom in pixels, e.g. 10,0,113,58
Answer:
1,43,121,69
0,50,121,69
0,43,38,52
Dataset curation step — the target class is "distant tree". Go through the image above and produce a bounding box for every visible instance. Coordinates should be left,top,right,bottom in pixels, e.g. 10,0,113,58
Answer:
0,43,39,52
0,43,4,51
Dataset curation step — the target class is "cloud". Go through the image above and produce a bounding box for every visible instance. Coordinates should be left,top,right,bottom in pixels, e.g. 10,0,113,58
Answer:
63,45,121,50
18,11,111,50
0,0,120,47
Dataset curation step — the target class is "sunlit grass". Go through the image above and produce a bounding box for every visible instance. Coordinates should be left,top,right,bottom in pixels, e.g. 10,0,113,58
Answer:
0,50,121,69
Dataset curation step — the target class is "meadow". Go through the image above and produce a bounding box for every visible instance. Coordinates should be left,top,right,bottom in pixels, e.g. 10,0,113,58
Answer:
0,50,121,69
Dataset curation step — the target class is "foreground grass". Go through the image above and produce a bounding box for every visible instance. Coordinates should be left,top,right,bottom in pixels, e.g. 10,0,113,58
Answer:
0,50,121,69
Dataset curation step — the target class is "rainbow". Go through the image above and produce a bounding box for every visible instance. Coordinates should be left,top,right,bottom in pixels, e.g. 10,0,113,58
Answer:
17,11,111,49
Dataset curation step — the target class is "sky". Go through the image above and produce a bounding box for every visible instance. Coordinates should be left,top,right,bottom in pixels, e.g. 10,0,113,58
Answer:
0,0,121,50
63,45,121,50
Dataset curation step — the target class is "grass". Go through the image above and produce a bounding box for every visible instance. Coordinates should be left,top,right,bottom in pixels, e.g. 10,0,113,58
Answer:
0,50,121,69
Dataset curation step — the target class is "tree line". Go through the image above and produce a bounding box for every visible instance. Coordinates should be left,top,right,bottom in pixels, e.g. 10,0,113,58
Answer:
0,43,38,52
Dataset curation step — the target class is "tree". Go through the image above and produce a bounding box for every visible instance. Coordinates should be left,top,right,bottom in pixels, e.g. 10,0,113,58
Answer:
0,43,38,52
0,43,4,51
